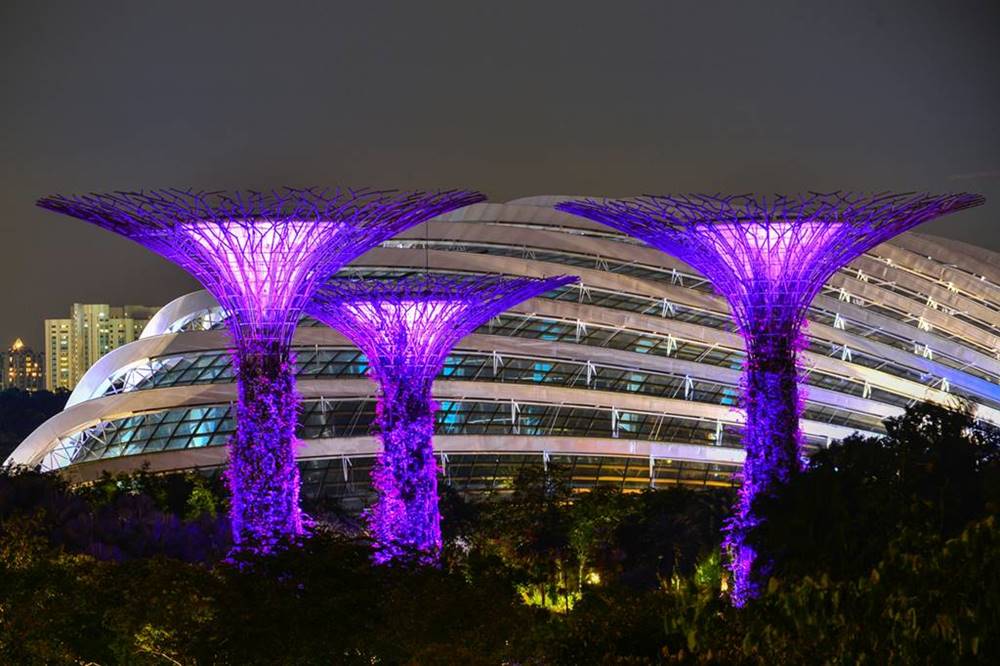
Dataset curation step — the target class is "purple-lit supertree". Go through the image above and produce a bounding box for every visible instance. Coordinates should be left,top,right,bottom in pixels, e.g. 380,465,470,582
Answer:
556,192,984,603
36,187,484,554
309,273,577,563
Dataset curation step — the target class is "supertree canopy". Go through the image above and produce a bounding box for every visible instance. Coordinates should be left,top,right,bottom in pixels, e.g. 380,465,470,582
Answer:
556,191,984,604
309,272,578,563
36,187,485,554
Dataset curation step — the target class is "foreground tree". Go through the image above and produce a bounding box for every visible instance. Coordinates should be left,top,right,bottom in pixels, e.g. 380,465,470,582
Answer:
748,401,1000,580
0,388,68,461
663,516,1000,664
0,468,537,664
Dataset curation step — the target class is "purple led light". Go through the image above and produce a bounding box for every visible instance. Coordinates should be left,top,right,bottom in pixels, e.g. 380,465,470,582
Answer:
557,191,984,604
37,187,485,554
182,220,344,323
309,273,578,563
226,347,302,551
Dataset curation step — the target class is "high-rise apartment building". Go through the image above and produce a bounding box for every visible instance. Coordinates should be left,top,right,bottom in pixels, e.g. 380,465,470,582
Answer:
44,304,159,391
2,338,44,391
44,319,72,391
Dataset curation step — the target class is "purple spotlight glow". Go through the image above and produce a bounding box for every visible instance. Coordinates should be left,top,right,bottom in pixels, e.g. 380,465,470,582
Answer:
557,191,984,604
36,187,485,554
309,273,578,564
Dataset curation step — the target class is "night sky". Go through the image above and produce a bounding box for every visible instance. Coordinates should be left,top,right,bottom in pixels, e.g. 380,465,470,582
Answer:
1,1,997,351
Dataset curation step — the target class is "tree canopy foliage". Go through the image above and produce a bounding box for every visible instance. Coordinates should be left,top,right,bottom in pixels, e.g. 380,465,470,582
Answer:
749,401,1000,581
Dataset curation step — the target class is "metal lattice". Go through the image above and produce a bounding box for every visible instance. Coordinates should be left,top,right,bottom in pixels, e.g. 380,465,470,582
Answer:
38,187,486,351
557,192,984,341
309,273,578,386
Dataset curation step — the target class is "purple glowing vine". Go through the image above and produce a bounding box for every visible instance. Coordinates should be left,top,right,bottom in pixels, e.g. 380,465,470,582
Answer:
557,191,984,604
309,273,578,564
227,348,302,548
37,187,485,554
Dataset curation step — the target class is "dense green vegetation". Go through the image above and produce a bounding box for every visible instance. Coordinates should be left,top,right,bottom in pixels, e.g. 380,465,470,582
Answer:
0,388,69,461
1,402,998,663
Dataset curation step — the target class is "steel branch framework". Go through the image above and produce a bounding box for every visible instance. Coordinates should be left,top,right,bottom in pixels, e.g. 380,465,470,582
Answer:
557,191,984,604
309,272,577,563
37,187,484,554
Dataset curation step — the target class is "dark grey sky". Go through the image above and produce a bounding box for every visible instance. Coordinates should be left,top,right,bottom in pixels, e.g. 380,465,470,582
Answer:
1,0,998,350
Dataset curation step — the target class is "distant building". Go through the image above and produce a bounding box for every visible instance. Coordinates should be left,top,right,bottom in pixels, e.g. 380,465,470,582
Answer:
44,319,72,391
2,338,44,391
44,304,159,391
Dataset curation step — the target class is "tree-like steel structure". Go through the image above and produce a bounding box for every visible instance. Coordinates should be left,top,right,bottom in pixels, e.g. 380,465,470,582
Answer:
556,191,984,604
36,187,485,554
309,272,577,563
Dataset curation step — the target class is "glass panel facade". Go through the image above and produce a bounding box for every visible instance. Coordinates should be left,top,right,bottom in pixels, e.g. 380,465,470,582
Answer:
298,453,739,509
48,394,841,473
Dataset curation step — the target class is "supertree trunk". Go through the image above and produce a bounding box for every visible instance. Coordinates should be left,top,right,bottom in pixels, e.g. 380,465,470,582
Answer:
369,377,441,564
725,327,805,602
227,344,302,554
